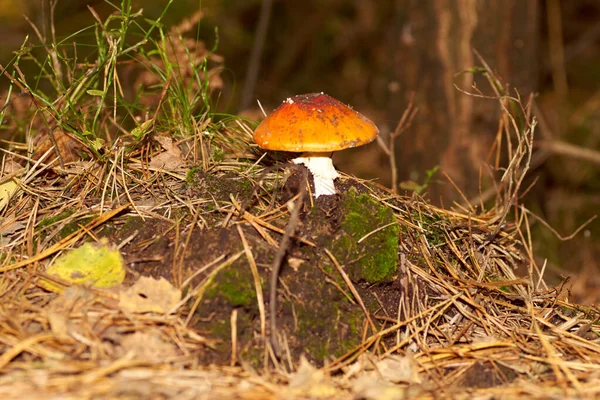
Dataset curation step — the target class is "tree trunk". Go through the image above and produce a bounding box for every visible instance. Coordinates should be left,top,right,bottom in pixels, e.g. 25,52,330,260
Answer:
390,0,539,204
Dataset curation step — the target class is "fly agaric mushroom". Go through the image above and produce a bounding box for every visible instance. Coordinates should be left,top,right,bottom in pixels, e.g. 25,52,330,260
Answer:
253,93,379,197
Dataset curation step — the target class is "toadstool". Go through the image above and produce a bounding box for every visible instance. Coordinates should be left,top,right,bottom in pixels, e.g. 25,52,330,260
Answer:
253,93,379,197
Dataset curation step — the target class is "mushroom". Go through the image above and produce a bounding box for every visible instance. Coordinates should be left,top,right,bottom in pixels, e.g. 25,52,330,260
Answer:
253,93,379,197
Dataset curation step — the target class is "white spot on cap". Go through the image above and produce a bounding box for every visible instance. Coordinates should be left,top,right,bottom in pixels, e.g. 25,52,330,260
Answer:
285,98,294,104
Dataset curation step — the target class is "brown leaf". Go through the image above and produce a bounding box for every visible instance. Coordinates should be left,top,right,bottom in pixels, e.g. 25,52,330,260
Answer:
32,129,86,165
149,136,185,170
119,276,181,314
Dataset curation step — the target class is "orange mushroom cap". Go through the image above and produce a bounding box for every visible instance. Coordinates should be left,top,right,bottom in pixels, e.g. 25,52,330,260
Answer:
253,93,379,152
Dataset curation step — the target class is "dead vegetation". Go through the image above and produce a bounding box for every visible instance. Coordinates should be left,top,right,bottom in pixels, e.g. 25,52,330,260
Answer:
0,5,599,400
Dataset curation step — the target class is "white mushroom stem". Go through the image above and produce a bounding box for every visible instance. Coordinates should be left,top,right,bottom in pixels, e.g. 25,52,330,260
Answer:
292,152,339,198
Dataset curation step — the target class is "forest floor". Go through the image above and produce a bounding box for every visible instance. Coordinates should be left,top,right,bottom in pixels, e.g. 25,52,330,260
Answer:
2,108,599,399
1,6,600,400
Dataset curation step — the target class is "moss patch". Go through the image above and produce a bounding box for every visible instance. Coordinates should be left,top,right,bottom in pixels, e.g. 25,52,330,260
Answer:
278,253,366,363
39,210,95,239
205,260,258,307
193,258,262,365
295,301,364,360
332,187,399,283
38,210,75,228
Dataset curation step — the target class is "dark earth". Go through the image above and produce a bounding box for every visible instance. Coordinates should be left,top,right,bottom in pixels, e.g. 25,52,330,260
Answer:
100,166,405,367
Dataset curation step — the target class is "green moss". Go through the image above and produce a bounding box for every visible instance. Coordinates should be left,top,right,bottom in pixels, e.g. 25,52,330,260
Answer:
213,147,225,162
122,216,145,230
239,343,266,368
61,216,95,238
38,210,75,228
239,178,253,192
294,300,364,361
211,310,258,362
37,210,92,240
206,261,257,307
186,167,199,184
208,317,230,339
412,211,448,247
332,187,399,283
337,308,364,353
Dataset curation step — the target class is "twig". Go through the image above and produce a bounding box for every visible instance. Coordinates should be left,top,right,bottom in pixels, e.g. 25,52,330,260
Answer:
377,94,418,194
537,139,600,166
473,51,537,241
524,209,597,241
269,168,307,357
357,222,397,244
230,309,238,367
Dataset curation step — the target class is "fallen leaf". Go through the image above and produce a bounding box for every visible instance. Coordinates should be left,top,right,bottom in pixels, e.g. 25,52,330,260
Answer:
149,135,185,170
119,276,181,314
46,287,95,340
32,129,86,164
0,178,18,211
344,353,423,400
47,310,70,340
40,240,125,293
374,355,421,384
131,118,155,139
284,357,339,398
352,375,411,400
0,218,25,236
1,159,23,175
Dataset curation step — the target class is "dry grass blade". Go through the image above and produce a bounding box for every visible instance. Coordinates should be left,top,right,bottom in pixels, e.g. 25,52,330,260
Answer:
0,333,54,370
237,224,267,341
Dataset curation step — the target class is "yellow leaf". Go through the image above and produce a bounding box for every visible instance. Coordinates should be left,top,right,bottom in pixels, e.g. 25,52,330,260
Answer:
0,178,18,211
40,240,125,293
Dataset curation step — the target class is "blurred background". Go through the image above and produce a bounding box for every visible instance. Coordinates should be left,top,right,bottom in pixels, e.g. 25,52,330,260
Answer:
1,0,598,303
